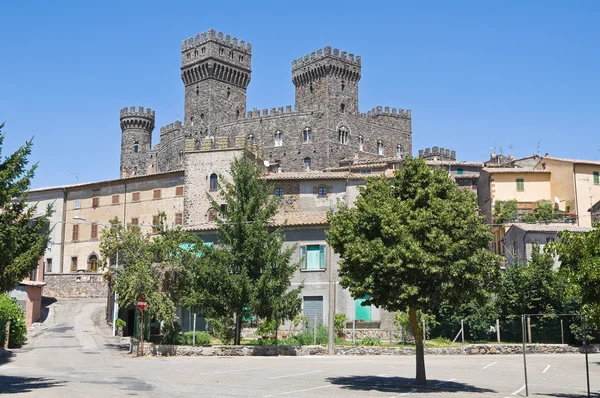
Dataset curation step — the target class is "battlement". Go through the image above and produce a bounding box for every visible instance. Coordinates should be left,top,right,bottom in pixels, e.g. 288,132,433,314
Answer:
363,106,411,119
182,29,252,53
120,106,155,119
292,46,361,71
245,105,293,119
160,121,183,136
419,147,456,161
189,135,264,160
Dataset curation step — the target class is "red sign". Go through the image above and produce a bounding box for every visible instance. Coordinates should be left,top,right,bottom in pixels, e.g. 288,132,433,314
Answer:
136,297,148,311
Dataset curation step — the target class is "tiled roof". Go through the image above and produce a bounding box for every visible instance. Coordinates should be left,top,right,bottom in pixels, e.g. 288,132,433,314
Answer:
508,223,592,233
453,173,480,179
182,211,329,232
264,172,363,181
29,169,185,193
540,156,600,167
426,160,484,167
482,168,550,174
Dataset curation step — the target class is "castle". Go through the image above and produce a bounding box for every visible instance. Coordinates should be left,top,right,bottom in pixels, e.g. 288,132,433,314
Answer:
119,29,412,177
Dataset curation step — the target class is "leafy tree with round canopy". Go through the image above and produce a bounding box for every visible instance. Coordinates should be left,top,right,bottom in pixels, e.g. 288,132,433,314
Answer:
327,157,501,385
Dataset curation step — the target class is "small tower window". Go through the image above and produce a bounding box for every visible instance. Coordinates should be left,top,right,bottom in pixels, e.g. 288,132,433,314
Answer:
396,144,404,159
274,131,283,147
190,116,194,126
275,188,284,197
200,113,205,120
219,48,224,56
358,135,364,152
303,128,312,143
338,128,348,145
196,86,199,96
133,142,139,153
309,84,314,93
341,81,345,92
341,103,345,113
201,47,206,54
304,157,311,171
248,134,256,144
377,140,384,156
88,254,98,272
210,173,218,191
236,109,240,118
227,88,231,99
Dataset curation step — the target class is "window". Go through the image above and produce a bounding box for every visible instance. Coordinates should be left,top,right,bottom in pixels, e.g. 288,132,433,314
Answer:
175,212,183,226
546,237,555,243
512,241,519,258
355,296,372,322
208,209,218,222
91,223,98,240
176,186,184,196
360,169,372,175
338,128,348,145
112,195,119,205
516,179,525,192
153,189,162,199
275,188,284,197
300,245,326,270
396,144,404,158
134,141,139,153
70,256,78,272
73,200,81,209
132,192,140,202
209,173,218,191
274,131,283,147
227,88,231,99
318,187,328,197
340,103,345,113
341,81,345,92
457,168,464,175
594,171,599,185
88,254,98,272
46,258,52,273
377,140,383,156
303,296,323,331
92,197,99,208
219,48,224,56
303,157,311,171
358,135,364,152
152,215,160,233
220,204,227,212
303,128,312,143
72,224,79,241
131,218,139,230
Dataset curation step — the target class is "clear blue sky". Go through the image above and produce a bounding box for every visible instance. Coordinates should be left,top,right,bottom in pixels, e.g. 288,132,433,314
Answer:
1,0,598,188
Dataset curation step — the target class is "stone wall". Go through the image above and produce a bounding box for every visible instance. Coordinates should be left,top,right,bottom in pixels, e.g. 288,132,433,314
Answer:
43,274,108,298
130,340,581,357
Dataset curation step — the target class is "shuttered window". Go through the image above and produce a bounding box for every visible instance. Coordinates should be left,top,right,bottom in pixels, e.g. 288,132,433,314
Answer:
594,172,599,185
153,189,161,199
300,245,326,270
175,213,183,226
131,217,139,225
92,197,99,208
112,195,119,205
72,224,79,241
176,186,184,196
132,192,140,202
71,257,78,272
516,179,524,192
91,223,98,239
152,215,160,233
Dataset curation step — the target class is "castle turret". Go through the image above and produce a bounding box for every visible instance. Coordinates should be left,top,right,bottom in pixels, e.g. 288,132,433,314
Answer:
181,29,252,136
292,47,361,114
120,106,155,178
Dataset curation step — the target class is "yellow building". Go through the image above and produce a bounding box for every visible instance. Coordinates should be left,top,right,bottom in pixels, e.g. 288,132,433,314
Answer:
535,156,600,227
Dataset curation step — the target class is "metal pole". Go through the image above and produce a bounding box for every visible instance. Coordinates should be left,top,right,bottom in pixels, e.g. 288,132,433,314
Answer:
461,320,465,344
582,316,590,398
139,311,144,357
560,319,564,345
527,316,532,344
521,315,529,397
193,313,197,346
496,319,501,343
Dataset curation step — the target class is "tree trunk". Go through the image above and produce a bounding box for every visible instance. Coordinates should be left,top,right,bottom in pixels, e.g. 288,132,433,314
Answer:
234,315,242,345
409,308,427,385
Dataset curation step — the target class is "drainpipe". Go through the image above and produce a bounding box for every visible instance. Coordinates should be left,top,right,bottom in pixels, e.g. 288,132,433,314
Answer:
60,188,67,273
573,164,579,226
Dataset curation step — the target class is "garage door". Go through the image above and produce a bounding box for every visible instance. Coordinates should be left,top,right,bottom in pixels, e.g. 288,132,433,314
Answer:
303,296,323,332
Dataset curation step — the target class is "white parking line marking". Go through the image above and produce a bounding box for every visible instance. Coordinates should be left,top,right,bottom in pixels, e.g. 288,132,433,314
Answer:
436,378,456,386
511,384,526,395
269,370,322,379
482,361,498,370
262,385,332,397
542,365,551,373
196,367,262,375
398,389,417,396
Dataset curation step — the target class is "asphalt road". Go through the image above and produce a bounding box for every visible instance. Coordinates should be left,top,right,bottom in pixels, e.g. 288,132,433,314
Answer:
0,299,598,397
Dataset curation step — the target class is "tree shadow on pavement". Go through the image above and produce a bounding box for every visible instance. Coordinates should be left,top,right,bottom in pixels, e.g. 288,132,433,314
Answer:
0,350,14,366
537,393,600,398
326,375,496,394
104,343,130,352
0,375,64,394
37,296,57,323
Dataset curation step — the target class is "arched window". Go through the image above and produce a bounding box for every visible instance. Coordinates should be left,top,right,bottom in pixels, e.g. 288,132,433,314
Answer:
377,140,384,156
133,141,139,153
318,187,328,197
275,188,284,197
338,128,348,145
303,128,312,143
304,157,311,171
88,254,98,272
396,144,404,159
209,173,218,191
358,135,364,152
207,209,218,222
247,134,256,144
341,81,345,92
274,131,283,147
340,103,345,113
227,88,231,99
190,116,194,126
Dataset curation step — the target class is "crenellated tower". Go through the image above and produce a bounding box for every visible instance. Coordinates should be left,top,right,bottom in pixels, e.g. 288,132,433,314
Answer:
120,106,155,178
292,47,361,114
181,29,252,137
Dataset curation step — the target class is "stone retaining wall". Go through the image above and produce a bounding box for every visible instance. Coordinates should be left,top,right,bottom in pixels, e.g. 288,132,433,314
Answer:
129,340,581,357
43,274,108,298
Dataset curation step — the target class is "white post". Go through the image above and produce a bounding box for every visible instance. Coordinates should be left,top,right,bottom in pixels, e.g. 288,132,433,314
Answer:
496,319,501,343
193,313,197,346
313,315,317,345
112,292,118,337
461,320,465,344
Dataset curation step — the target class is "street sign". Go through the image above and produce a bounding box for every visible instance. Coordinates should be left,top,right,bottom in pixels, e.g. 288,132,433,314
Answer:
136,297,148,311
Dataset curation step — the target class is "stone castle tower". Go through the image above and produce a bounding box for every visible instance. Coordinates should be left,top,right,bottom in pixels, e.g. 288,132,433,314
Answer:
119,106,155,178
120,29,412,177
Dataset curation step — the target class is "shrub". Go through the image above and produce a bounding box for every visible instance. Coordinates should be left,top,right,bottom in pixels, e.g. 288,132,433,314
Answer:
316,323,328,345
360,337,381,346
295,332,314,346
208,316,235,345
279,337,300,346
115,318,126,330
256,319,277,339
161,321,183,344
0,293,27,348
334,313,348,336
184,331,212,346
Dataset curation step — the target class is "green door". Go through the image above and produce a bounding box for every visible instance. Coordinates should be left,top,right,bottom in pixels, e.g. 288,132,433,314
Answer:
355,296,372,322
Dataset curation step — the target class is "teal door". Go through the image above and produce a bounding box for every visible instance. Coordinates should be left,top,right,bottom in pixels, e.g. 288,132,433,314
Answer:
355,296,372,322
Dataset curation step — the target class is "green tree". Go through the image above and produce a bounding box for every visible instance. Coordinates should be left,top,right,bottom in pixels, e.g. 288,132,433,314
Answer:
534,200,555,222
493,199,518,223
553,226,600,328
191,157,302,345
100,214,204,338
0,123,52,292
327,157,500,385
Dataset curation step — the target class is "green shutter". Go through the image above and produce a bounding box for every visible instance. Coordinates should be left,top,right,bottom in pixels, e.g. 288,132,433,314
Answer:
594,172,599,185
457,168,463,175
319,245,326,269
355,296,372,322
301,246,307,269
516,179,524,192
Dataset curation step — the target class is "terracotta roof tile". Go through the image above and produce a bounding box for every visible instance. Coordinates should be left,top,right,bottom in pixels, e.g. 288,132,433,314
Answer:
508,223,592,233
482,168,550,174
264,172,363,181
182,211,329,232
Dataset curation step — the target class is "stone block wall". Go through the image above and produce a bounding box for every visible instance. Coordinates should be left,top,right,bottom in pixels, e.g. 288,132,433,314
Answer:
43,274,108,298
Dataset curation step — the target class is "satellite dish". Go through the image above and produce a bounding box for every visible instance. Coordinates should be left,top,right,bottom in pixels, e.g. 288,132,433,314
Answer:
263,160,270,168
